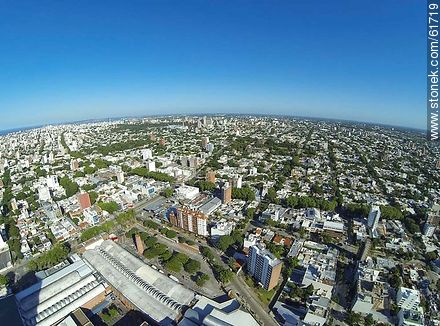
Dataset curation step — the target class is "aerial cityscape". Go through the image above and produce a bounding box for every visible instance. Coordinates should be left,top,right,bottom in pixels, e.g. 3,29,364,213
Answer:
0,115,437,326
0,1,436,326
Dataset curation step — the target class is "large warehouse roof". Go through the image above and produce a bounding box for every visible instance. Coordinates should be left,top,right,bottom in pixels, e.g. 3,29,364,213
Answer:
83,240,196,325
15,258,105,326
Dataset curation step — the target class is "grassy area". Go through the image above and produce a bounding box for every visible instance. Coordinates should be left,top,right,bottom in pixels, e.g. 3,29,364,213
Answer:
244,275,255,287
256,286,276,305
100,305,120,324
244,275,277,305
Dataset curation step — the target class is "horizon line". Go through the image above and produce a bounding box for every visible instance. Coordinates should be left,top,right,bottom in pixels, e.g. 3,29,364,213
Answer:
0,112,427,136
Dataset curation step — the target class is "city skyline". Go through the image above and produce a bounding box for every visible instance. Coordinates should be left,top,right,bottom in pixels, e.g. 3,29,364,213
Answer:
0,1,425,130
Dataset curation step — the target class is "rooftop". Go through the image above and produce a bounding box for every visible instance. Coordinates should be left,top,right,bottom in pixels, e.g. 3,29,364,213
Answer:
83,240,196,325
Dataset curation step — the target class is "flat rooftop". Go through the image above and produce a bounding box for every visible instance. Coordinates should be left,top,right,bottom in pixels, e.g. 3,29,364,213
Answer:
83,240,196,325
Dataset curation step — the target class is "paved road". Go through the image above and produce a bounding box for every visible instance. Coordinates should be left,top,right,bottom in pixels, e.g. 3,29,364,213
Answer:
230,273,278,326
206,246,278,326
133,195,163,212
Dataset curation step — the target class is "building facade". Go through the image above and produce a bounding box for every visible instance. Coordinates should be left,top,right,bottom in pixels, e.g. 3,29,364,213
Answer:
247,244,282,290
169,207,208,237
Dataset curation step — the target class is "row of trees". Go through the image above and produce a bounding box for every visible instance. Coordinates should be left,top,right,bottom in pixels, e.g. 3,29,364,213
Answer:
231,187,255,202
80,209,135,242
28,243,70,271
59,176,79,198
200,246,234,284
130,167,174,183
80,220,115,242
4,216,23,261
97,201,119,214
141,236,202,274
196,181,216,192
216,230,244,252
285,195,338,211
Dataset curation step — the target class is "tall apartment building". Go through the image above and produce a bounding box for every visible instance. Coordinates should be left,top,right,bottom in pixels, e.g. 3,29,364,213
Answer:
230,175,242,189
396,287,421,311
135,234,144,256
141,149,153,160
169,207,208,236
116,171,125,183
221,183,232,204
247,244,282,290
423,204,439,237
201,136,209,149
146,160,156,172
70,159,79,171
367,205,381,236
206,170,216,183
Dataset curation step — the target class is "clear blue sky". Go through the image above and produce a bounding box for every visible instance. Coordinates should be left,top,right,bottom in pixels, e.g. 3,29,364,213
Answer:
0,0,425,130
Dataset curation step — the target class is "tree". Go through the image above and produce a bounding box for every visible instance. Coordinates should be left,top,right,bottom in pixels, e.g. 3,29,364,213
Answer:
0,274,8,286
365,314,374,326
89,191,98,204
161,188,174,198
82,183,97,191
143,243,168,259
217,235,235,252
380,205,404,220
160,250,173,262
218,269,234,284
97,201,119,214
94,159,110,169
27,243,70,271
200,246,215,262
246,207,255,220
197,181,216,192
165,229,177,239
116,210,135,225
144,220,159,230
388,267,402,288
304,284,314,296
425,251,438,262
195,273,209,287
84,165,96,175
59,176,79,198
165,258,183,273
184,259,201,274
35,167,47,178
231,187,256,201
130,167,174,182
173,252,190,264
266,187,277,203
286,196,298,208
346,312,362,326
144,236,158,249
74,171,85,178
228,257,237,270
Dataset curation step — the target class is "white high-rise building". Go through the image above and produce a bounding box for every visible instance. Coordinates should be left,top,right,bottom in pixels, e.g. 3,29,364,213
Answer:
38,187,51,201
396,287,421,311
247,244,282,291
141,149,153,160
236,175,242,189
147,161,156,172
423,204,439,237
46,175,59,189
367,205,381,232
116,171,125,183
48,152,54,163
